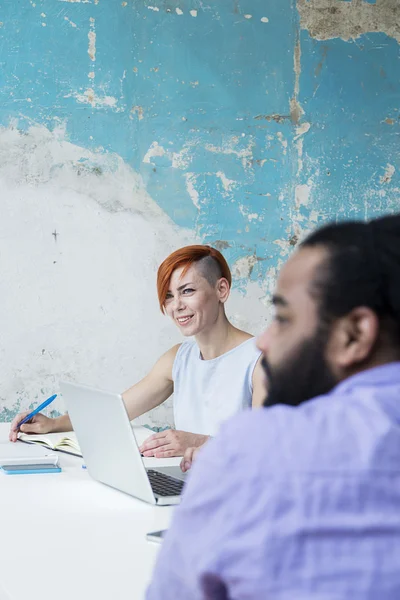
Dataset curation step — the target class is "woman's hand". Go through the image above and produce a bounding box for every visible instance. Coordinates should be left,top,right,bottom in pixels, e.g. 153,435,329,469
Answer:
139,430,209,458
9,411,55,442
9,413,72,442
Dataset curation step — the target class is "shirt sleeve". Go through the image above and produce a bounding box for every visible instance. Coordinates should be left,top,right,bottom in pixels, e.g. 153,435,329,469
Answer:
146,427,243,600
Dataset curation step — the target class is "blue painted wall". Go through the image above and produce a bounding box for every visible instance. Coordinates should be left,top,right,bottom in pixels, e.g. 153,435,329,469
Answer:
0,0,399,283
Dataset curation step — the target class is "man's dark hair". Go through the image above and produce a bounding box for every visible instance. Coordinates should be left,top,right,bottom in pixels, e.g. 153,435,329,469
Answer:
301,213,400,346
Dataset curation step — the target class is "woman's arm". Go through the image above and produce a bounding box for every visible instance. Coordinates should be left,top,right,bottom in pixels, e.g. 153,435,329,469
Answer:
251,356,266,408
122,344,179,420
9,345,180,442
9,412,73,441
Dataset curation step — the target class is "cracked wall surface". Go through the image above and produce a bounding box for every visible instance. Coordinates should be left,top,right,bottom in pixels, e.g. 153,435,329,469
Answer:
297,0,400,43
1,0,399,425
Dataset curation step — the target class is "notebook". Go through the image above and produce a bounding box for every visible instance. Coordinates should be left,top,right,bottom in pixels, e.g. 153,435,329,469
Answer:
18,425,153,459
18,432,82,457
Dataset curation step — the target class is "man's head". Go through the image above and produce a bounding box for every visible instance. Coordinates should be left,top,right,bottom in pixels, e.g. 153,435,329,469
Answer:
258,214,400,408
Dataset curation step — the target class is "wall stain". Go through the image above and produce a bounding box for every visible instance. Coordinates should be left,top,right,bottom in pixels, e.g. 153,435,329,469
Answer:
297,0,400,43
290,36,304,125
212,240,231,250
315,45,328,78
254,114,291,123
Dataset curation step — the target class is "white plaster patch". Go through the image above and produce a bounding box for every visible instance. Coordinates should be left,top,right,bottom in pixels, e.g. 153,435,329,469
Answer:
0,122,196,429
131,105,144,120
261,17,269,23
294,121,311,139
172,146,192,170
176,7,183,15
290,38,304,125
244,14,252,19
296,138,304,176
297,0,400,44
227,280,271,335
143,141,166,164
184,172,200,210
190,10,197,17
147,6,160,11
233,255,259,279
273,180,320,258
276,132,288,156
70,89,118,109
238,204,262,223
247,213,259,222
88,19,96,62
295,122,311,176
216,171,235,192
295,183,312,209
263,265,279,300
142,142,194,169
205,136,255,168
273,238,291,256
380,163,395,185
64,16,78,27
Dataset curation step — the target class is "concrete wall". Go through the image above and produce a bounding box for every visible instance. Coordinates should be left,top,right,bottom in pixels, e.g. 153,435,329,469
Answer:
1,0,399,426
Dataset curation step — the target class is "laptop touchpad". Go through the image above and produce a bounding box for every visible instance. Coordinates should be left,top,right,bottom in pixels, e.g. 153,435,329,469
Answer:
154,466,187,482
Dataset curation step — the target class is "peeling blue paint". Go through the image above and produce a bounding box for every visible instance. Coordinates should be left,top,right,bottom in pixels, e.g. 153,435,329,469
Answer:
298,32,400,221
1,0,400,422
0,0,398,283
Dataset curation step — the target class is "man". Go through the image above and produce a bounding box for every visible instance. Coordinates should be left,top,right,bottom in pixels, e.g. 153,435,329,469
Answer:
147,214,400,600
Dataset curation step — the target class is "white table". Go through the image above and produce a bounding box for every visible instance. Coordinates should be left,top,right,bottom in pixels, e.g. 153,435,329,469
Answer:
0,423,180,600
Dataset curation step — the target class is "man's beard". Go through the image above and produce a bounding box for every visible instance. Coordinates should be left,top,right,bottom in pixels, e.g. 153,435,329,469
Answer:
263,327,338,408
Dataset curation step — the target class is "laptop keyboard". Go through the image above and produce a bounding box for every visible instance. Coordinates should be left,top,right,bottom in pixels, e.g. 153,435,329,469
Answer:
147,469,184,497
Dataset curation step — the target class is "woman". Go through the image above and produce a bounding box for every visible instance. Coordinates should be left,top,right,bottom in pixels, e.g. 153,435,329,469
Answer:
10,245,264,456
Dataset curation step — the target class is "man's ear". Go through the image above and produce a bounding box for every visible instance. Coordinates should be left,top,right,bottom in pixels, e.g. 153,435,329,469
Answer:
217,278,230,304
328,307,379,369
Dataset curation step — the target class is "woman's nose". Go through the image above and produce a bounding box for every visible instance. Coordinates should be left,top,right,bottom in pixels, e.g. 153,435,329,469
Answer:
172,295,185,311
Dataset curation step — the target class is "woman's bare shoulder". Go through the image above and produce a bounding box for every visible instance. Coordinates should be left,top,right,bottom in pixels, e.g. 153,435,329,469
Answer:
233,328,254,344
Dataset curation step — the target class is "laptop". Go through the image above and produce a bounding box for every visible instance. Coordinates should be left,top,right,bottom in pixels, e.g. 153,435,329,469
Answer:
60,381,186,505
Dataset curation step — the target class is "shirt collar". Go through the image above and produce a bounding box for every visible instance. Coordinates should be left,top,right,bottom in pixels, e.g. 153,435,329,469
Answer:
330,362,400,396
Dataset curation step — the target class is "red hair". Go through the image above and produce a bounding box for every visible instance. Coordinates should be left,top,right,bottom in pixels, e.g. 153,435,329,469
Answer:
157,245,232,311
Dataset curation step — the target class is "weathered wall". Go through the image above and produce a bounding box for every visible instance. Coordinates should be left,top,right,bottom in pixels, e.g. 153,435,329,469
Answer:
1,0,399,426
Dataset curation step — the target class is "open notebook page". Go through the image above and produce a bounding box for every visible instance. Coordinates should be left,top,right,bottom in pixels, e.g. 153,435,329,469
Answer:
19,425,153,457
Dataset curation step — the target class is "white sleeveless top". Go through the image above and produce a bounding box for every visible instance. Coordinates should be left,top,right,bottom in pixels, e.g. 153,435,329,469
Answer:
172,338,261,436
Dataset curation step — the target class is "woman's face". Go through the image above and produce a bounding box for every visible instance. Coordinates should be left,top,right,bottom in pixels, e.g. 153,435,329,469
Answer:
164,264,227,336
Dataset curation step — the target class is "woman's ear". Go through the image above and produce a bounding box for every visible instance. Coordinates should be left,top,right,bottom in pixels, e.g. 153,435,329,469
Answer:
217,278,230,304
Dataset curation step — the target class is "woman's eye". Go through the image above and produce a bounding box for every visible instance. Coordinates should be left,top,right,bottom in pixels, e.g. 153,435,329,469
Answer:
183,288,194,294
165,294,173,301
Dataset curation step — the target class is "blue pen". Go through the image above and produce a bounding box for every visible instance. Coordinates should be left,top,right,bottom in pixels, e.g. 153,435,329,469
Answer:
17,394,57,429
